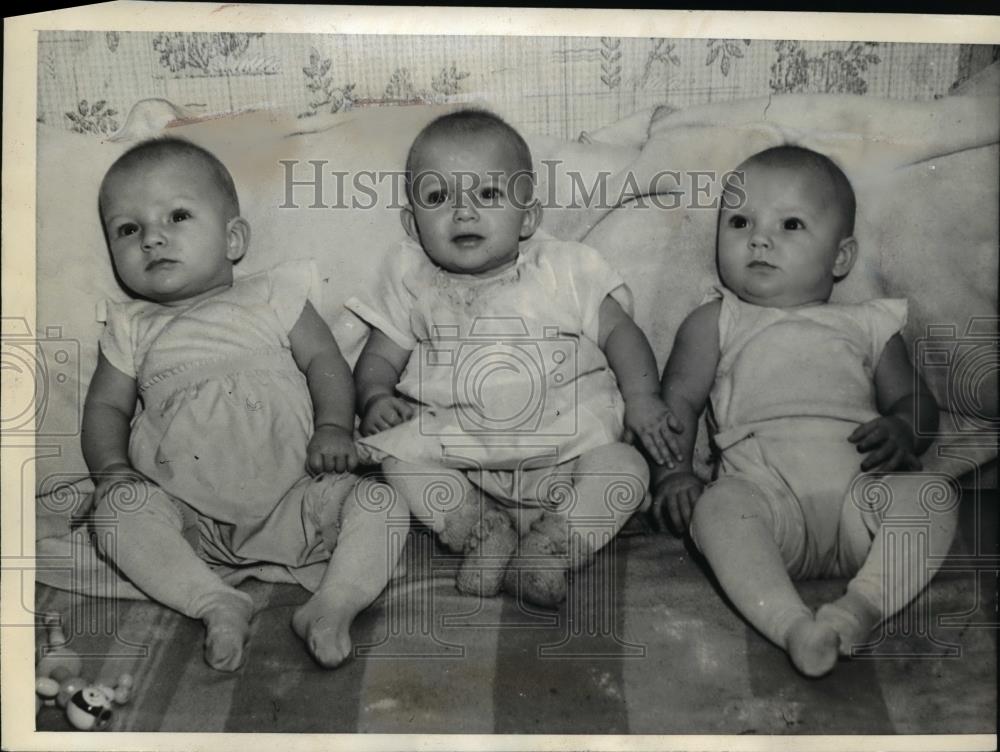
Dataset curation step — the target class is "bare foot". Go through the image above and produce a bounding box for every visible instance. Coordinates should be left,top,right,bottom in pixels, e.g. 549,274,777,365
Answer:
785,614,839,678
202,593,254,672
292,591,364,668
816,592,882,657
455,508,517,597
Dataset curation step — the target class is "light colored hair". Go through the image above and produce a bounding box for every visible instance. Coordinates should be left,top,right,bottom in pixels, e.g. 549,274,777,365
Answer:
404,109,533,201
99,136,240,219
735,145,856,236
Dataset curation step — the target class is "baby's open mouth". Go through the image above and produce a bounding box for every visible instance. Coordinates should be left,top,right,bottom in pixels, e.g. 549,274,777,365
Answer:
452,234,484,248
747,260,777,269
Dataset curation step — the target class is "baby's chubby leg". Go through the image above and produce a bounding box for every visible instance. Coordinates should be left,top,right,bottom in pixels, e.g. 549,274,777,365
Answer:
818,471,960,656
382,457,516,597
689,476,838,677
505,443,648,608
292,476,408,668
92,478,254,672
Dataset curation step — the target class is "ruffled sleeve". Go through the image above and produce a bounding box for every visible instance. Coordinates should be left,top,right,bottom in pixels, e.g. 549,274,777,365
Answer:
344,239,427,351
550,238,633,344
96,299,137,378
266,259,321,333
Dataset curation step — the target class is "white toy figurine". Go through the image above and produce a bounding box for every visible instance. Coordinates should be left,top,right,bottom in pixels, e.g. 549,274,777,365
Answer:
66,686,113,731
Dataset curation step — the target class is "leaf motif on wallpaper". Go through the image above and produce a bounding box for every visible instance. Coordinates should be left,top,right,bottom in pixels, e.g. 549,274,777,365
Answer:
151,32,278,78
42,52,57,79
299,47,356,117
770,41,881,95
384,68,420,102
637,39,681,90
65,98,119,136
105,31,120,53
706,39,751,78
376,64,470,106
600,37,622,90
431,63,471,97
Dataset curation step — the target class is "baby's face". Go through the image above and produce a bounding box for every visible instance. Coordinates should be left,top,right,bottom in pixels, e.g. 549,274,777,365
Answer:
100,156,244,305
717,162,854,308
403,133,539,277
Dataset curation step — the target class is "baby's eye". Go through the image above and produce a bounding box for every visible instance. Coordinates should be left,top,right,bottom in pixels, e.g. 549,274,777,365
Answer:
170,209,191,223
727,215,748,229
116,223,139,238
425,189,447,206
783,218,804,230
480,187,502,201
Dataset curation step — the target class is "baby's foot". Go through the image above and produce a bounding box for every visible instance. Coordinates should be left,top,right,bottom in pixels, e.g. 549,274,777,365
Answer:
785,614,839,678
816,592,882,657
455,508,518,597
502,531,570,609
201,593,254,672
292,591,360,668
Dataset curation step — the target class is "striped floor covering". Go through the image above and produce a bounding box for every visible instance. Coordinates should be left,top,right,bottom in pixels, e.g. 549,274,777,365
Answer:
34,517,997,736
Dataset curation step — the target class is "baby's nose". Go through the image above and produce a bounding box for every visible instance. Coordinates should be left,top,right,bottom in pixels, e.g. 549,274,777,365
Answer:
748,233,771,251
453,201,479,220
141,227,167,250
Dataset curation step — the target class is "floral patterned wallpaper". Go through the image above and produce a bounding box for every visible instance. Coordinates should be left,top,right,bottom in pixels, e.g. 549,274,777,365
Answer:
37,31,997,140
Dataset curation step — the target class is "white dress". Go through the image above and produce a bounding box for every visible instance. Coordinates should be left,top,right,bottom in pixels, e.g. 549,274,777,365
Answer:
347,232,630,472
99,260,355,568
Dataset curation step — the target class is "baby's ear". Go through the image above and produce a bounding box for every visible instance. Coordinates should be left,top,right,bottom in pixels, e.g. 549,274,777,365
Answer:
833,235,858,280
226,216,251,262
400,205,421,243
519,199,542,240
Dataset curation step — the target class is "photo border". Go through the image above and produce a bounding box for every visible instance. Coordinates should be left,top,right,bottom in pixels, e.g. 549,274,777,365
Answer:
3,4,998,751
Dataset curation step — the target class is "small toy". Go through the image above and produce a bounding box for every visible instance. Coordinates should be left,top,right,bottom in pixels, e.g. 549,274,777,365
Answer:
95,683,116,703
66,686,113,731
56,676,88,709
36,614,82,681
113,673,134,705
37,673,135,729
36,613,82,718
34,676,60,706
35,612,136,729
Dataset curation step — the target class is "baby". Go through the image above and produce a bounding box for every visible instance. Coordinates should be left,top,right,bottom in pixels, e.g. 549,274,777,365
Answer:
652,145,958,676
82,137,405,671
348,109,680,607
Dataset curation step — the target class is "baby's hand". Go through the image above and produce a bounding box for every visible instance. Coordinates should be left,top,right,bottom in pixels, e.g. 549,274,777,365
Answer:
849,415,922,473
649,470,704,535
360,395,415,437
307,424,359,475
624,393,684,467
